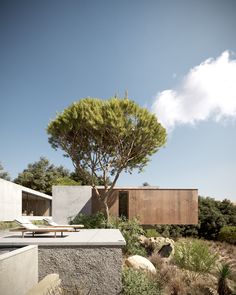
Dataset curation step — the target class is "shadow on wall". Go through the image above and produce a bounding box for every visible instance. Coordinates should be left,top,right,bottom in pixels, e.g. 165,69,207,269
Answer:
68,198,92,223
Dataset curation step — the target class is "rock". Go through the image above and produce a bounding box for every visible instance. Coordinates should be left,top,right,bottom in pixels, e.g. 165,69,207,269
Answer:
139,235,148,245
158,243,173,258
139,235,175,257
148,237,175,257
125,255,157,274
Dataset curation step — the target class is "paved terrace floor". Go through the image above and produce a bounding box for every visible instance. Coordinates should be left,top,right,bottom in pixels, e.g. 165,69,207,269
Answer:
0,229,126,247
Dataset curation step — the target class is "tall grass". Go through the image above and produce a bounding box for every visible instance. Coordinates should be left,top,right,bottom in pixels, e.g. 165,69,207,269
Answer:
174,239,218,279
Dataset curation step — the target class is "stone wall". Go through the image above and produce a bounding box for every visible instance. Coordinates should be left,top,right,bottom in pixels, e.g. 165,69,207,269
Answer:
38,246,122,295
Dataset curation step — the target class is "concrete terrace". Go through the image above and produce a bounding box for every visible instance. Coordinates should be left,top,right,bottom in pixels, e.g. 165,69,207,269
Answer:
0,229,126,247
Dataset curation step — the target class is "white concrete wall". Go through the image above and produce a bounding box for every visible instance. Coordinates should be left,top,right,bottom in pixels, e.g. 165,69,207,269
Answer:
0,179,52,221
0,179,22,221
0,245,38,295
52,186,92,224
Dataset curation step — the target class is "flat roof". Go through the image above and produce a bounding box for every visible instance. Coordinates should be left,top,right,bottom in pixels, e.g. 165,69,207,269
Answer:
0,229,126,247
0,179,52,200
53,185,198,190
96,186,198,190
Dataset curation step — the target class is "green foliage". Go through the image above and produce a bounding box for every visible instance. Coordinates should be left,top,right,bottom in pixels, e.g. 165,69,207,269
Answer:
217,263,232,295
109,216,147,256
52,177,81,186
70,212,107,229
14,157,71,195
0,221,18,230
0,220,45,230
154,224,199,239
154,197,236,241
145,229,160,238
174,239,218,278
70,169,112,186
47,97,166,218
198,197,236,240
122,268,162,295
0,162,10,181
71,213,146,255
218,226,236,245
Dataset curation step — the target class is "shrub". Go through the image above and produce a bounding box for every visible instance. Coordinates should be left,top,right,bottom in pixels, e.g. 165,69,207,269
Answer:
174,239,218,279
109,216,147,256
145,228,160,238
70,212,107,229
198,197,236,240
154,224,199,239
0,221,18,230
217,263,232,295
153,197,236,241
218,226,236,245
71,213,146,256
122,268,162,295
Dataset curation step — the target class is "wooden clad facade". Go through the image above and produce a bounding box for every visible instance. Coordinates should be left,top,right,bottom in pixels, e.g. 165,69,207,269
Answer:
92,188,198,225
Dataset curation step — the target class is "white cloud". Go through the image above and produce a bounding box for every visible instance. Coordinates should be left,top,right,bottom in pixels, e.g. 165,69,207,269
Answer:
152,51,236,130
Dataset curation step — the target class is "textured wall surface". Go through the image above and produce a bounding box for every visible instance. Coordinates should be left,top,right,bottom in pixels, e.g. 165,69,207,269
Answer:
0,245,38,295
92,188,198,224
52,186,92,224
38,246,122,295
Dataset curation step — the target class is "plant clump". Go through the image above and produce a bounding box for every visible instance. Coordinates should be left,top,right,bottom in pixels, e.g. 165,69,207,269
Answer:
174,239,218,279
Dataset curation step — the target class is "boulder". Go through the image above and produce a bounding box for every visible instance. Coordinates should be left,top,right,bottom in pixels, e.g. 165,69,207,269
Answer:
139,236,175,257
125,255,156,274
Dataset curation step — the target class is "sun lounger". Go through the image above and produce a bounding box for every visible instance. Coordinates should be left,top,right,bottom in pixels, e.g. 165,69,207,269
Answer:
13,218,74,238
43,218,84,231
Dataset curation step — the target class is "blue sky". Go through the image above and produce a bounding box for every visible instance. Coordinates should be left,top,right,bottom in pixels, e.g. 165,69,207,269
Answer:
1,0,236,201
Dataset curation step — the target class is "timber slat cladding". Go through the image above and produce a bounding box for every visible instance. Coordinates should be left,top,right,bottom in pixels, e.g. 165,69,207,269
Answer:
92,188,198,225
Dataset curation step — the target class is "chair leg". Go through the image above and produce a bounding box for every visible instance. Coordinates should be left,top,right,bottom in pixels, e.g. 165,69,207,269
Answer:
54,232,56,238
22,232,24,238
61,232,63,237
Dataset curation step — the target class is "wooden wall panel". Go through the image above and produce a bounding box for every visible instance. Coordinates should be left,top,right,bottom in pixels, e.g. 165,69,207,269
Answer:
92,188,198,225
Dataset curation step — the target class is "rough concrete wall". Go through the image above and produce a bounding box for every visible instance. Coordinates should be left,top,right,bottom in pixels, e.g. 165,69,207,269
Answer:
38,246,122,295
0,245,38,295
0,179,22,221
52,186,92,224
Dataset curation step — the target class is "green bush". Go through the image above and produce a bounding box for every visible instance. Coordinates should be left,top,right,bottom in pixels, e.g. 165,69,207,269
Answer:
174,239,218,278
153,197,236,241
0,221,18,230
71,213,146,256
110,217,146,256
122,268,162,295
154,224,199,239
70,212,107,228
145,229,160,238
218,226,236,245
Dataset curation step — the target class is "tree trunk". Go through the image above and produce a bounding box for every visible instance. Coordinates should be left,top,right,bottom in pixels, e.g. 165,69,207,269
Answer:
104,202,110,225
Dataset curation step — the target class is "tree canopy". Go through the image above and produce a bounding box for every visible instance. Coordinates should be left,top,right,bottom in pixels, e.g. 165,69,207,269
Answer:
47,97,167,219
0,162,10,181
14,157,72,195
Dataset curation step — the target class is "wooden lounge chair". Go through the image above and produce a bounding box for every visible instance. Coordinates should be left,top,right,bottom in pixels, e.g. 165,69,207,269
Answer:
13,218,74,238
43,218,84,231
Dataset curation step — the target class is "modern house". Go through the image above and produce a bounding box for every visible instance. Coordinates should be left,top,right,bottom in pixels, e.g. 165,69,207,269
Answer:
52,186,198,225
0,179,52,221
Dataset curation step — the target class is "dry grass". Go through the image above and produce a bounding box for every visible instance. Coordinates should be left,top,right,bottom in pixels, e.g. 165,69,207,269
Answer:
206,240,236,282
148,239,236,295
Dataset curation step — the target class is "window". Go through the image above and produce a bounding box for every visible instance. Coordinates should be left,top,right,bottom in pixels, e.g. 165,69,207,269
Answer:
119,191,129,218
